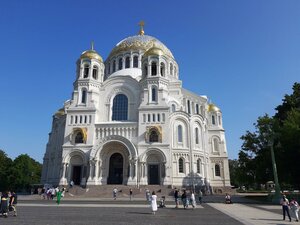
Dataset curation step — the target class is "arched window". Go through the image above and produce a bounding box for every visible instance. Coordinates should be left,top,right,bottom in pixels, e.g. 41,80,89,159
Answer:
133,56,138,68
125,57,130,68
108,63,111,74
92,66,98,79
143,64,148,77
113,60,116,72
157,114,160,122
215,164,221,176
212,115,216,125
151,87,157,102
178,125,183,143
160,62,165,76
151,62,157,76
118,58,123,70
171,104,176,112
179,158,184,173
196,104,199,114
149,130,159,142
174,66,177,76
213,138,219,152
195,128,199,144
197,159,201,173
75,132,84,143
112,94,128,121
83,64,89,78
170,63,173,75
81,89,87,104
187,100,191,114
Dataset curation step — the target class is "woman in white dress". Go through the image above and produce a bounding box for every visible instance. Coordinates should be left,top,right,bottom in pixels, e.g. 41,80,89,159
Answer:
151,191,158,214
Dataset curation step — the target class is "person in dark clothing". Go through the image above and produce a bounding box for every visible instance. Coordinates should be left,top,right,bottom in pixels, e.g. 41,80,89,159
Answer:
9,191,17,216
174,188,179,208
280,195,291,222
1,191,9,217
181,190,187,209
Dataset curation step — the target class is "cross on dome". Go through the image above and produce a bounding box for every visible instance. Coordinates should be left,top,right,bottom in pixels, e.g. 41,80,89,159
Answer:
138,21,145,35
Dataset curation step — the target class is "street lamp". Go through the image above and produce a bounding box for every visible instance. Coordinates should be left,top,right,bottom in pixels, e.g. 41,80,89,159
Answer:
267,133,281,203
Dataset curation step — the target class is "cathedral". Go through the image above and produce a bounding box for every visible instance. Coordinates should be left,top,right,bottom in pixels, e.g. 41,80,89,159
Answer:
41,23,231,192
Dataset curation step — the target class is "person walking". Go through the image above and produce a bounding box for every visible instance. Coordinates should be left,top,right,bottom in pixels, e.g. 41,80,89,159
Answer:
151,191,158,214
1,191,9,217
174,188,179,208
145,188,151,201
190,191,196,209
181,190,187,209
9,191,17,216
280,194,292,222
290,198,299,222
113,187,118,200
198,190,203,204
129,188,133,201
56,189,62,205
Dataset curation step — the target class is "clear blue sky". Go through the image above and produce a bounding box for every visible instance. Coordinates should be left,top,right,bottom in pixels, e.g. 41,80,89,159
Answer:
0,0,299,163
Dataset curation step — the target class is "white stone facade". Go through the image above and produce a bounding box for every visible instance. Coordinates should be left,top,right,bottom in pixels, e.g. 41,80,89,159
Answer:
41,31,231,192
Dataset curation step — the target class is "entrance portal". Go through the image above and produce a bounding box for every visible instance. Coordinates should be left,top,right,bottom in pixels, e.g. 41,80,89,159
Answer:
148,164,160,185
72,166,81,185
107,153,123,184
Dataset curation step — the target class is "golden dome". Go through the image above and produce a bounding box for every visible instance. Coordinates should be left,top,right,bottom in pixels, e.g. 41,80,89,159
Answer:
143,47,164,57
80,50,103,62
55,108,65,116
108,35,174,59
208,103,221,112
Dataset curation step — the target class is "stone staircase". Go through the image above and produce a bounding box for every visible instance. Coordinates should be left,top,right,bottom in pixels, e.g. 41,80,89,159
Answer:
65,185,174,199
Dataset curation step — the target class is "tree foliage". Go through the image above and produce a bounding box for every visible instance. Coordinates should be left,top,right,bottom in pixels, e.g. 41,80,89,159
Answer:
0,150,42,192
235,82,300,189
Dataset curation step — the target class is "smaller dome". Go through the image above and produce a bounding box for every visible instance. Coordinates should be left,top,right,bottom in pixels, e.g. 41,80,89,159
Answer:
55,108,65,116
208,103,221,112
80,50,103,62
143,47,164,57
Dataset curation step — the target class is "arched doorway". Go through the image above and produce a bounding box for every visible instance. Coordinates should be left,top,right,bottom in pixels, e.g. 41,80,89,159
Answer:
107,153,123,184
147,154,161,185
70,155,84,185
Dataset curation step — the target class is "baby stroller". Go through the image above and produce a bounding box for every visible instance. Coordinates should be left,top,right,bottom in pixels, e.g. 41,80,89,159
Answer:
159,196,166,208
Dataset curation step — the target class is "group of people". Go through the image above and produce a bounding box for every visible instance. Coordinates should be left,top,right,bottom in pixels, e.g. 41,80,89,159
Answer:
280,194,299,222
174,188,201,209
0,191,17,217
42,186,65,205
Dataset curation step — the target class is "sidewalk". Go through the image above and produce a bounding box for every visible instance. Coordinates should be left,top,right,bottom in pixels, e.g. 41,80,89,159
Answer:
208,203,295,225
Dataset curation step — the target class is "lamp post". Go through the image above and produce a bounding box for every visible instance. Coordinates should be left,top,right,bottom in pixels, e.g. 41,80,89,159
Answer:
268,135,281,203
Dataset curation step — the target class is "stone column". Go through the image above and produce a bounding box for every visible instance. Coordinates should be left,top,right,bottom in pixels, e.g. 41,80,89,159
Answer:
127,158,137,185
59,163,67,185
130,54,133,68
86,160,96,185
95,159,100,184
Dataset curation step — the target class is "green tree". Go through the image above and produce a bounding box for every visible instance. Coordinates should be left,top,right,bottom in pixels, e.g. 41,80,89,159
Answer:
237,82,300,189
8,154,42,192
0,150,13,191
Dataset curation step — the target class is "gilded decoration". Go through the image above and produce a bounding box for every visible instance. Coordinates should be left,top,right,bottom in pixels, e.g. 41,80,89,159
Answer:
208,103,221,112
73,127,87,143
108,35,174,59
145,125,162,143
80,50,103,62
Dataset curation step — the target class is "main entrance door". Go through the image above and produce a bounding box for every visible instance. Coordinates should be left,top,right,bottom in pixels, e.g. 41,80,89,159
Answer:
148,164,160,185
107,153,123,184
72,166,81,185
